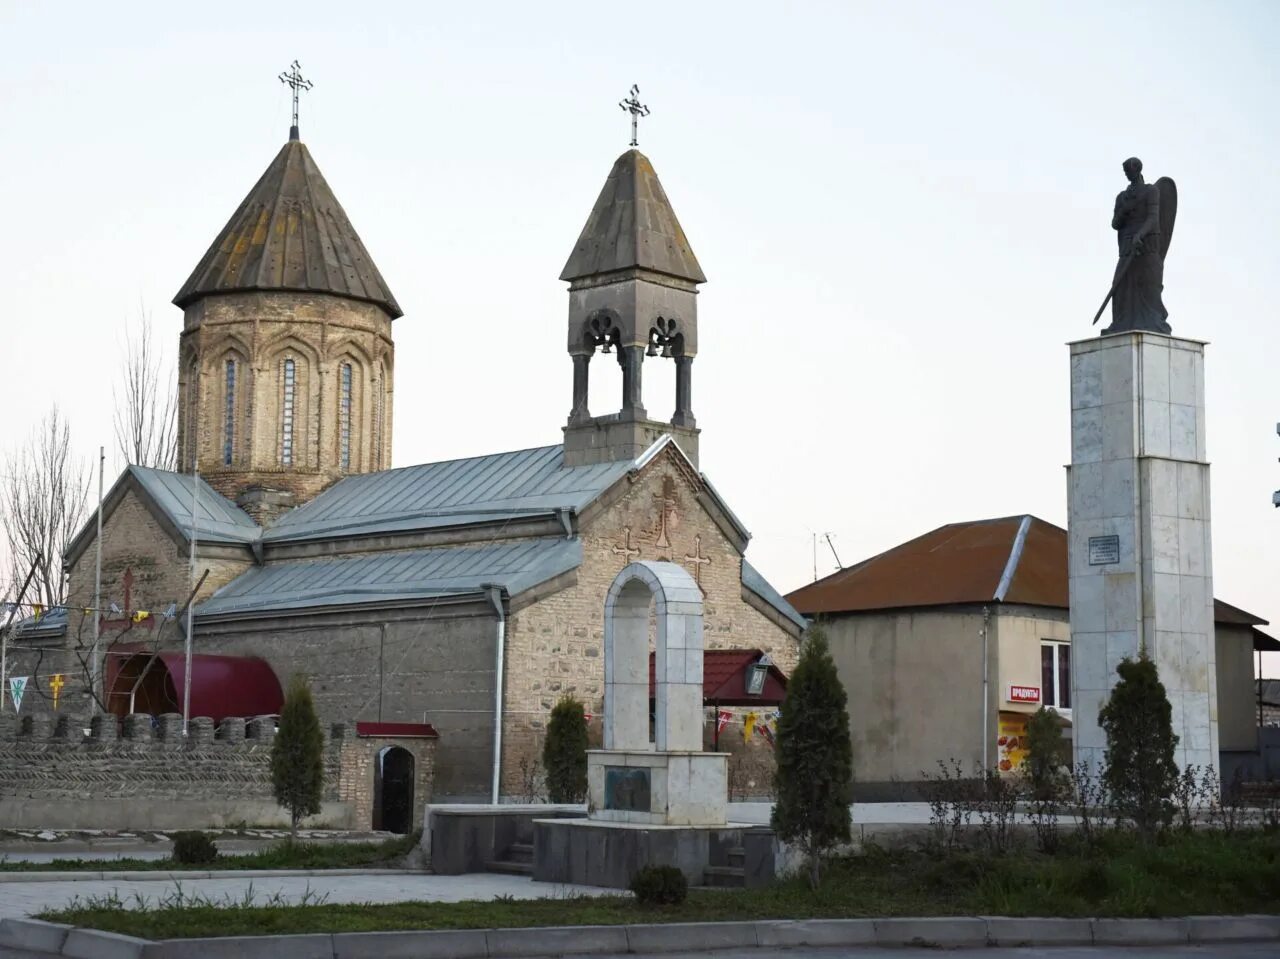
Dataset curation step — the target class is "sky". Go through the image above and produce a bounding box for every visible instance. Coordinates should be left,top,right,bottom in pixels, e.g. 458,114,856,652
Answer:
1,1,1276,673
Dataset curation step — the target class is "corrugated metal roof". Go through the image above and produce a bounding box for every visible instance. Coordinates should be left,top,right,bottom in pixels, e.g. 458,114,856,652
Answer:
742,558,807,630
560,150,706,284
11,605,68,639
263,445,633,543
787,516,1066,614
173,138,401,318
129,467,261,546
197,538,582,618
786,515,1269,629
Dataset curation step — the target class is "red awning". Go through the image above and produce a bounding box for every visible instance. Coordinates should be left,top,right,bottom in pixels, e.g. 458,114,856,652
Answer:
648,648,788,707
106,648,283,722
355,721,439,739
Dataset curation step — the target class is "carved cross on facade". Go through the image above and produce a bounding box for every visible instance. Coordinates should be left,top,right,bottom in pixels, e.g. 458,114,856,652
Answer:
611,527,640,562
684,534,711,588
653,476,678,550
122,568,134,614
619,84,650,148
278,59,313,137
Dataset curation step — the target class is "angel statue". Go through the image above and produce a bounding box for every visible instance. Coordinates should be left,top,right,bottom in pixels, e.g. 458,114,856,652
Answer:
1093,157,1176,334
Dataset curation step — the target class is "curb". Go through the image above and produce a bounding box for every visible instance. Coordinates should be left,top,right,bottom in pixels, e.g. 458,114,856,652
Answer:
0,868,422,884
3,914,1278,958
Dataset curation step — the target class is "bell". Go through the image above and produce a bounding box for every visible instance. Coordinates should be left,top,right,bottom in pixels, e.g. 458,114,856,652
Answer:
646,340,660,357
660,343,673,359
600,342,611,354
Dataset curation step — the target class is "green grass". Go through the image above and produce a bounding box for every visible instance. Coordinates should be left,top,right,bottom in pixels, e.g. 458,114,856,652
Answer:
37,830,1280,940
0,833,419,873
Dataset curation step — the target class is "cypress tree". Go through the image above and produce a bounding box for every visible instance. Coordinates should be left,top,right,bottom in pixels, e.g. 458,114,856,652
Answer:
543,695,588,803
1099,653,1178,842
271,673,325,839
771,623,853,888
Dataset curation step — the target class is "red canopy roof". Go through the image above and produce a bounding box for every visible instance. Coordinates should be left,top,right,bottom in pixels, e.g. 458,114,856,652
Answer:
106,648,283,722
648,648,788,707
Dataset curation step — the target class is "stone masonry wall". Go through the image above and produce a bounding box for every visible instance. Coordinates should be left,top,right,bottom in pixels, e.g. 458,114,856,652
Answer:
0,714,435,832
501,446,801,795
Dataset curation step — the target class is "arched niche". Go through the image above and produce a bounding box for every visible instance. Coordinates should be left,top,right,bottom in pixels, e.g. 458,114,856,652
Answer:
603,560,704,753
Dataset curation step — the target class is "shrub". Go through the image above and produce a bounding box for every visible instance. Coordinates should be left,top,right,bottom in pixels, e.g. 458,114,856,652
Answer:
1099,654,1178,842
629,864,688,906
543,696,588,803
1025,707,1069,800
271,674,325,839
170,831,218,865
771,623,854,888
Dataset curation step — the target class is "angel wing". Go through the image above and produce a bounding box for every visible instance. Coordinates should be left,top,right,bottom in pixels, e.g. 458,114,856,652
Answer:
1156,176,1177,259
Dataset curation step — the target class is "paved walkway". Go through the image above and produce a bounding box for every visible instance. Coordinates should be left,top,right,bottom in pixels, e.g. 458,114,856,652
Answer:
0,872,616,920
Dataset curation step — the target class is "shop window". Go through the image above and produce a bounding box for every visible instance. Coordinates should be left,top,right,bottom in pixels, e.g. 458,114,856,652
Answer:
1041,640,1071,710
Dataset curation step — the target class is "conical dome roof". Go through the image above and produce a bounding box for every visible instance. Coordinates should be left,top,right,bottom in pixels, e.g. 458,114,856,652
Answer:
560,149,705,284
174,138,401,318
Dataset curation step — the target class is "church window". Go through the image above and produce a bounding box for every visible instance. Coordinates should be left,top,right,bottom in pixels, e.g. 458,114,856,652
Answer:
340,362,353,471
223,358,237,466
281,358,296,466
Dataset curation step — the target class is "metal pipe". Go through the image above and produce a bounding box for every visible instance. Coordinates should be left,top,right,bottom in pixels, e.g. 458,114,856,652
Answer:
91,446,104,711
183,457,198,735
485,586,506,805
982,606,991,771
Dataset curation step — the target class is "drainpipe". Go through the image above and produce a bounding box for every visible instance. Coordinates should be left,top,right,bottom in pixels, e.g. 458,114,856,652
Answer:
982,606,991,771
484,585,506,805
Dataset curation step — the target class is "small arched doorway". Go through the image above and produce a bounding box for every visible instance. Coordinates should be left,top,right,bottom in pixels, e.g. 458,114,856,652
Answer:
373,746,415,834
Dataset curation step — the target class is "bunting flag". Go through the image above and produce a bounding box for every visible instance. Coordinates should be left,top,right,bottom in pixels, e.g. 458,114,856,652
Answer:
743,710,759,742
132,610,151,624
716,709,732,735
759,723,776,748
50,674,65,710
31,604,43,622
9,676,28,713
163,603,177,620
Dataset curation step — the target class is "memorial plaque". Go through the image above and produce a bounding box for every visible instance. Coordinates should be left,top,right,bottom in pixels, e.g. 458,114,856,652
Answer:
1088,534,1120,566
604,766,651,812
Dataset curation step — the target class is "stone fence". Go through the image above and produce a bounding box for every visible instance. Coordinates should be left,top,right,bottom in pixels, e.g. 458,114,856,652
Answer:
0,714,436,832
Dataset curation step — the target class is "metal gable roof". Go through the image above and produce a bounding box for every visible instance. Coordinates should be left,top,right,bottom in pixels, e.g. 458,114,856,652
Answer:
196,538,582,619
263,445,634,544
129,467,261,546
742,558,807,630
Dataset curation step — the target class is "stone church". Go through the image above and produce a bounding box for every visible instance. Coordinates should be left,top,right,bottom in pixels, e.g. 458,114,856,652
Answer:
14,121,804,801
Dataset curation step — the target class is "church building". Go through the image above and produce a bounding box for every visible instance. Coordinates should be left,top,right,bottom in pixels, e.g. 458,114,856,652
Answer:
20,116,804,802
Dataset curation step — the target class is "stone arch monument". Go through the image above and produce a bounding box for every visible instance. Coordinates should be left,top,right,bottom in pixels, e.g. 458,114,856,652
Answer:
590,561,728,826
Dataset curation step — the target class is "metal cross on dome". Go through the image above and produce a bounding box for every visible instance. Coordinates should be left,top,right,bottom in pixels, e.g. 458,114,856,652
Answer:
279,59,314,139
619,84,650,148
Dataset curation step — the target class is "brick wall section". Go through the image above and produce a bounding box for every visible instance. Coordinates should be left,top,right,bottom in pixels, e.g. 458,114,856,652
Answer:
177,291,395,507
338,735,436,833
500,447,800,794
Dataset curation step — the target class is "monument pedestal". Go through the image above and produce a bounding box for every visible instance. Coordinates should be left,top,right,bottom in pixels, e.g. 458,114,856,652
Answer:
587,749,728,826
1068,332,1218,773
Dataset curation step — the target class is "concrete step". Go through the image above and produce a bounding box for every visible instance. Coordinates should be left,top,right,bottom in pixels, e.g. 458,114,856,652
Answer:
507,842,534,863
727,846,745,867
484,859,533,876
701,865,744,888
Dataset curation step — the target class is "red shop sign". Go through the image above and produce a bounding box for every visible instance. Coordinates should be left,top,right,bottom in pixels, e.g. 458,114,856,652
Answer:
1008,685,1040,704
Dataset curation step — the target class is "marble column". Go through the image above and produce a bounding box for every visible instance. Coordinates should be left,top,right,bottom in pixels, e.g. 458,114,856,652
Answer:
1068,332,1217,774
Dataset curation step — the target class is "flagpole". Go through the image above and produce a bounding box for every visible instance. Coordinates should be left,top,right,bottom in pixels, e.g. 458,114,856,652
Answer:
91,446,104,712
183,454,197,736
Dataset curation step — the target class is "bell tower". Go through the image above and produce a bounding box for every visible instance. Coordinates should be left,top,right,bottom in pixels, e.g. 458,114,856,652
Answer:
561,149,705,467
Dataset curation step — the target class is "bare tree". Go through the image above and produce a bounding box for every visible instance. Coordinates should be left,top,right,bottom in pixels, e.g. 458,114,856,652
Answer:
114,310,177,471
1,407,91,608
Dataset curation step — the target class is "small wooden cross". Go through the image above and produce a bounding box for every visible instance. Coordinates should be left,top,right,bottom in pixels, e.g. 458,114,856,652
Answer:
684,534,711,588
611,527,640,562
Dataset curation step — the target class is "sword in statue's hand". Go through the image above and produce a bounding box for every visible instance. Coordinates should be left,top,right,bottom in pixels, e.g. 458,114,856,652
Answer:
1092,237,1144,325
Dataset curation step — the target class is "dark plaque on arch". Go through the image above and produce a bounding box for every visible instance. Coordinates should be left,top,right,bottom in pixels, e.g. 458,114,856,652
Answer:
604,766,651,812
1088,535,1120,566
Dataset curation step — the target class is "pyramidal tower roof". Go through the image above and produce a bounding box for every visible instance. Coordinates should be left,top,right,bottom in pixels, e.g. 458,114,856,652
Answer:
560,149,705,284
174,136,402,318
